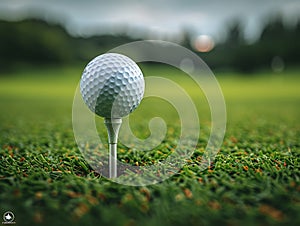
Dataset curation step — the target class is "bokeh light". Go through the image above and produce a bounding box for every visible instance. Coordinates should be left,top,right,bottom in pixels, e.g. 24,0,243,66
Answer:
271,56,285,72
192,35,215,52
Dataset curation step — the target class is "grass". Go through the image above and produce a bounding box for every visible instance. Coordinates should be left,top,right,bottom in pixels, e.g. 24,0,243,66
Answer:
0,65,299,226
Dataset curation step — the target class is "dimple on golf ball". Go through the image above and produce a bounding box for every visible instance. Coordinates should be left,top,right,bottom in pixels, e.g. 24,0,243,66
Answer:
80,53,145,118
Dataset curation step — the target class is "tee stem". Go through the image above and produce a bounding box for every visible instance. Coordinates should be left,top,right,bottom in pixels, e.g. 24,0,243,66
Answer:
104,118,122,178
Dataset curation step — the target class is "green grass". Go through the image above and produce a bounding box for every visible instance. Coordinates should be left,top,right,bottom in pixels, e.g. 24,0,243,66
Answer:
0,66,299,226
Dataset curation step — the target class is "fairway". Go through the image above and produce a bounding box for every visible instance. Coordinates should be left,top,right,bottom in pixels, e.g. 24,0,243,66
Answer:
0,66,299,226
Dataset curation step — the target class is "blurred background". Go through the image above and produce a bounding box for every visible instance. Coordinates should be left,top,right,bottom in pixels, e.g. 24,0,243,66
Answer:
0,0,299,73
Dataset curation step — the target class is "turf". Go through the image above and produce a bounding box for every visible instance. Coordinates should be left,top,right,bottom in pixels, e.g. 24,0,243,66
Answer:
0,66,299,226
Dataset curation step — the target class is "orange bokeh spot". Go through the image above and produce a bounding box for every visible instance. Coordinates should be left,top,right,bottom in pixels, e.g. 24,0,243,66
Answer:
193,35,215,52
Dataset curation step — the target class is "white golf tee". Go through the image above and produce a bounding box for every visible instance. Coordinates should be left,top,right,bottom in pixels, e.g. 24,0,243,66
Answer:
104,118,122,178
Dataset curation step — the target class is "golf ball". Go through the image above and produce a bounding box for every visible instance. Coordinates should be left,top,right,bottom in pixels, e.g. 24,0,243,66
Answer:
80,53,145,118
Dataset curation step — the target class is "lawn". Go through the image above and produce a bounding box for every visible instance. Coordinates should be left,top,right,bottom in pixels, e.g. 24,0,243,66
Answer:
0,65,299,226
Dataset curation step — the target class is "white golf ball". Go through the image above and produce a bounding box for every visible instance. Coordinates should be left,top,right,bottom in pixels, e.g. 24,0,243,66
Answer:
80,53,145,118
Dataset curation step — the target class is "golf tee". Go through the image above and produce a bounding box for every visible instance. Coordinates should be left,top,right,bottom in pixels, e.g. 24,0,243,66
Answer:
104,118,122,178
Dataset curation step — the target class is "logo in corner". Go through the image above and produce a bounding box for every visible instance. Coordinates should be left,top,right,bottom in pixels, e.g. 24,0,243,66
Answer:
2,211,16,224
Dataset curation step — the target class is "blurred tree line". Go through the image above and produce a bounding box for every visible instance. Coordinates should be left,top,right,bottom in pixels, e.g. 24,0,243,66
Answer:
197,17,300,72
0,17,299,73
0,19,137,71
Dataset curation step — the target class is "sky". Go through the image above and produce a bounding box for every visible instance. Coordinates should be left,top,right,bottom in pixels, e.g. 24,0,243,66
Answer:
0,0,299,42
